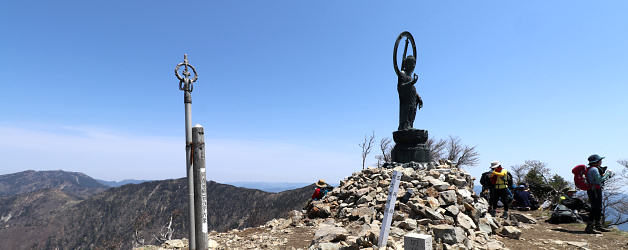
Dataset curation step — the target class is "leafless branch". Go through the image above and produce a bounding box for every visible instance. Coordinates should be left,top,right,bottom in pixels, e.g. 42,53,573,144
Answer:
426,138,446,161
455,145,480,168
360,132,375,170
510,164,530,184
522,160,551,182
446,136,463,163
375,137,392,167
599,165,628,226
152,215,174,245
436,136,480,168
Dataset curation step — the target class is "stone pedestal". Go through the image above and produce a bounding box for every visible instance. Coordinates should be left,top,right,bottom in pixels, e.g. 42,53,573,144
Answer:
391,129,430,163
404,233,432,250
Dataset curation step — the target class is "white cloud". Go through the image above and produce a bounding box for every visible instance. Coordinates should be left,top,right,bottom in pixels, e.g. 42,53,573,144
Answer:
0,125,358,183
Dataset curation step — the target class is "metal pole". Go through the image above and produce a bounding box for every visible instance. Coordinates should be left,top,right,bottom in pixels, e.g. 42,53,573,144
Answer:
185,91,196,250
175,54,199,250
193,124,209,250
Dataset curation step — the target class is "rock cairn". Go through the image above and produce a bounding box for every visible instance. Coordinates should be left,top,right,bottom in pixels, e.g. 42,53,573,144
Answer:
136,161,538,250
306,161,537,249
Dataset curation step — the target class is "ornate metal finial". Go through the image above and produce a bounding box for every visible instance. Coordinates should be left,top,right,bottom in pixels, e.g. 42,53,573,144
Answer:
175,54,199,92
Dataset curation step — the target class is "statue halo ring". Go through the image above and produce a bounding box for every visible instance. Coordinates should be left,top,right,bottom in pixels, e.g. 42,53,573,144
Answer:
393,31,417,76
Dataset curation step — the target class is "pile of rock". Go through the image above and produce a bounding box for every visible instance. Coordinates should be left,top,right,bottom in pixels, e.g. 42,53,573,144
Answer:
136,161,539,250
306,161,537,249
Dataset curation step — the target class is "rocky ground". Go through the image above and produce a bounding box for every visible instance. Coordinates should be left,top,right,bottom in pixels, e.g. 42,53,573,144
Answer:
135,162,628,250
499,210,628,250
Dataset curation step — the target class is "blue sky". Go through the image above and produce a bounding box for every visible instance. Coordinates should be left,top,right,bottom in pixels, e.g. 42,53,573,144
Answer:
1,1,626,184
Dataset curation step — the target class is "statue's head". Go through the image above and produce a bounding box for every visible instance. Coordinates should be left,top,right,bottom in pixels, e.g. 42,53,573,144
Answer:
402,55,416,74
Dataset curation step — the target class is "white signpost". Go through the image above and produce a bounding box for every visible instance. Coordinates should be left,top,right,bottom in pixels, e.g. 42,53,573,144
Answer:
378,170,402,248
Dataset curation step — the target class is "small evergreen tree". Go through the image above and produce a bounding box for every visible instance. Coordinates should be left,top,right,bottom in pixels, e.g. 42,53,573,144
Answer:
548,174,569,191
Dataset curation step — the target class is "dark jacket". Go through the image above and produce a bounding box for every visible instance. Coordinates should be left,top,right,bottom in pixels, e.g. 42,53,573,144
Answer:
514,189,532,207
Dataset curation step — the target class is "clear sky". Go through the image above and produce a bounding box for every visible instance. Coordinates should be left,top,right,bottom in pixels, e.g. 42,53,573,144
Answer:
1,1,626,185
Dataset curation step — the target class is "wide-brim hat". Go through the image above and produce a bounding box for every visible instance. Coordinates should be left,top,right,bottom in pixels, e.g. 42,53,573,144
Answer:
588,154,605,164
490,161,501,169
562,187,578,193
316,179,327,188
562,187,577,193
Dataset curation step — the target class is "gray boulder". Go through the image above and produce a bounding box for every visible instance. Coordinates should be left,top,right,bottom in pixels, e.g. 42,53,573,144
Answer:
500,226,521,239
445,205,460,216
456,212,477,230
349,207,375,221
478,218,493,234
431,224,466,245
309,242,342,250
439,190,457,205
510,213,537,224
398,218,418,230
314,224,348,242
428,179,450,191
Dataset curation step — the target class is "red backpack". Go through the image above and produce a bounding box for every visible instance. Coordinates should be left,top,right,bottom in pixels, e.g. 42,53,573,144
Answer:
572,164,591,190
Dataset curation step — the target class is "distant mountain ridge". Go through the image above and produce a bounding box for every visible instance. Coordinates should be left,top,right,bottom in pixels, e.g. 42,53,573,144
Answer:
96,178,152,187
0,170,108,198
0,170,314,249
227,181,313,193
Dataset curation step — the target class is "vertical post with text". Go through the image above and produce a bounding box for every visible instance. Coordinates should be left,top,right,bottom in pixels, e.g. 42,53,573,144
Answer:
378,170,401,248
193,124,209,249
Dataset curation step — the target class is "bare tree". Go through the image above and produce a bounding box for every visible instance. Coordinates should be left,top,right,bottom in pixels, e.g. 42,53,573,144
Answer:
375,137,392,167
602,160,628,226
510,164,530,184
522,160,551,182
359,132,375,170
455,145,480,168
444,136,461,162
152,215,175,245
444,136,479,168
426,136,478,168
132,212,150,248
619,160,628,184
426,137,446,161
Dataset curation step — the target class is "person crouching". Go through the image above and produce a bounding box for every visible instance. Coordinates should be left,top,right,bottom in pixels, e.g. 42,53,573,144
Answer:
312,179,331,201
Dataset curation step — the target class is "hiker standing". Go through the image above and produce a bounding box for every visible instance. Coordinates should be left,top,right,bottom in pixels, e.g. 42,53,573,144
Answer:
479,164,494,205
585,154,613,233
488,161,513,218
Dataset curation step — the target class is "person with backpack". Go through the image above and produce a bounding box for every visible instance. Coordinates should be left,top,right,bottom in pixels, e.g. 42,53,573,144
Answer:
479,165,494,202
311,179,331,201
584,154,613,233
488,161,513,218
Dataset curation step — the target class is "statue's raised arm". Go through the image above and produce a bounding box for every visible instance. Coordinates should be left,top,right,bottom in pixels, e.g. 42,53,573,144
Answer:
393,31,417,78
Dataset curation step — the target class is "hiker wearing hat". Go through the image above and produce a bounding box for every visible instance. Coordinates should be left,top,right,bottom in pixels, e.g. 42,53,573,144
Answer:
488,161,513,218
560,188,590,215
312,179,331,201
585,154,613,233
548,188,587,224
